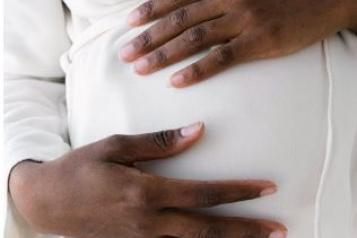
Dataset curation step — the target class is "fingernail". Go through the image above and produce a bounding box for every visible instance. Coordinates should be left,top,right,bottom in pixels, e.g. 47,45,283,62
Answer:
128,10,141,26
180,122,203,138
120,43,136,60
134,58,150,74
269,230,287,238
170,74,186,87
260,187,277,197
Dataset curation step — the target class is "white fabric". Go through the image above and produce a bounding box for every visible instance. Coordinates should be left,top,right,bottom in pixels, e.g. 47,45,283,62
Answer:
3,0,357,238
4,0,71,237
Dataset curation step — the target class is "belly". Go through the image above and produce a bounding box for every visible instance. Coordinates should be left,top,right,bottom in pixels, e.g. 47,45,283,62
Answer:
65,25,331,238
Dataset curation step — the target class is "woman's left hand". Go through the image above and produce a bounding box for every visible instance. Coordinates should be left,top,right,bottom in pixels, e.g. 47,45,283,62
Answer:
120,0,356,87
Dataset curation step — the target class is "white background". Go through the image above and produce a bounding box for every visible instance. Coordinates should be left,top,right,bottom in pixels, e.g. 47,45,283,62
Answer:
1,0,6,234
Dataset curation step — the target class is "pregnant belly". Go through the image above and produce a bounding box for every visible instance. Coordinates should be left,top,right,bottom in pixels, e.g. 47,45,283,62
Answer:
65,26,329,238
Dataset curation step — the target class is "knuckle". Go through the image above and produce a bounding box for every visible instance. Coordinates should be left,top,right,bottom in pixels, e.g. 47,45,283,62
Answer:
244,8,257,20
105,135,135,163
188,63,204,80
241,222,265,238
153,49,168,65
242,5,261,25
107,134,123,144
197,187,221,207
139,0,154,18
170,8,188,28
106,134,125,150
170,0,185,7
135,31,152,48
196,225,223,238
212,46,235,65
151,130,176,151
104,135,123,153
129,184,151,206
184,26,206,44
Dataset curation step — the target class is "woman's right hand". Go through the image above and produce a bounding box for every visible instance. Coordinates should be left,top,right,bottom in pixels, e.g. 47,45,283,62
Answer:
9,122,287,238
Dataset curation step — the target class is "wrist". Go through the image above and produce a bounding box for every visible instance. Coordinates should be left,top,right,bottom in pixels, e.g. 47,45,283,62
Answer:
9,160,50,233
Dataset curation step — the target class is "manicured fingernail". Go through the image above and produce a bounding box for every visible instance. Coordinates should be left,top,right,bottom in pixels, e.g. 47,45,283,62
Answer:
134,58,150,74
120,43,136,61
269,230,287,238
260,187,277,197
171,74,186,87
181,122,203,137
128,10,141,26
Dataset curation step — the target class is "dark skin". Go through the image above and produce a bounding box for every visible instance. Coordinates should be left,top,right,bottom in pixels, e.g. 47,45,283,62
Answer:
120,0,357,87
10,123,287,238
11,1,357,237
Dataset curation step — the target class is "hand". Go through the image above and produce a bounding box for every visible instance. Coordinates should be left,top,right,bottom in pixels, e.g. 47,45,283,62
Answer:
9,122,287,238
120,0,356,87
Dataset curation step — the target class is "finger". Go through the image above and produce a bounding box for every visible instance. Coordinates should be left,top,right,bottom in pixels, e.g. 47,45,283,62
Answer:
155,179,277,208
127,0,200,26
121,0,224,62
170,34,257,88
93,122,204,164
159,210,287,238
133,17,236,75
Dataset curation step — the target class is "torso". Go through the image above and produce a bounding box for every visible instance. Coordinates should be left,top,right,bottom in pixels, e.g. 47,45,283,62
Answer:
61,1,357,237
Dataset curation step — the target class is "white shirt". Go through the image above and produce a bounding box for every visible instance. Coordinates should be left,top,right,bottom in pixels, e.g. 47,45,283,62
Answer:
3,1,357,238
